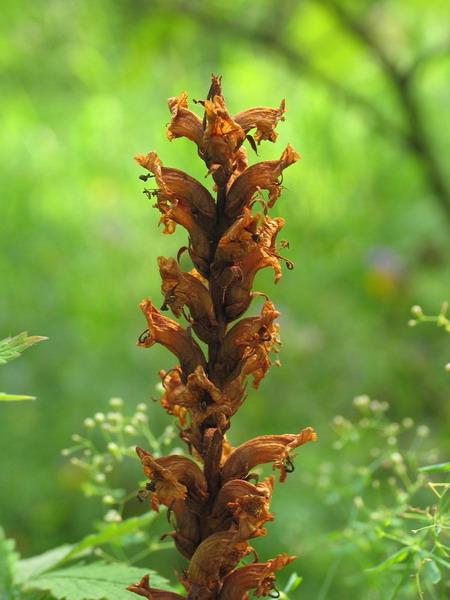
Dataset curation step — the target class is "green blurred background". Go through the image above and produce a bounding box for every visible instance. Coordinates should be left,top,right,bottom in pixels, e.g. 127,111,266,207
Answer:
1,0,449,597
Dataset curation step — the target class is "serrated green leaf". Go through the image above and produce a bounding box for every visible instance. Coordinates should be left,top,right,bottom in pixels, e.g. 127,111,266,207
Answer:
15,546,76,585
24,561,173,600
418,461,450,473
0,333,47,366
366,548,410,573
0,526,20,600
0,393,36,402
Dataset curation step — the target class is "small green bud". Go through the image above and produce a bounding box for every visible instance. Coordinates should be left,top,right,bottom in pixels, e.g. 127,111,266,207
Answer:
411,305,422,317
407,319,417,327
94,412,106,423
102,495,115,505
83,418,95,429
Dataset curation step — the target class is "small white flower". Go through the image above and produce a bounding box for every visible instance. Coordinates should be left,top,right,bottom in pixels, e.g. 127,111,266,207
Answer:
390,452,403,464
83,418,95,429
411,305,422,317
104,509,122,523
402,417,414,429
109,397,123,408
417,425,430,437
94,473,106,483
353,395,370,409
136,403,147,412
71,434,82,442
94,412,106,423
107,442,119,454
353,496,364,509
102,495,115,505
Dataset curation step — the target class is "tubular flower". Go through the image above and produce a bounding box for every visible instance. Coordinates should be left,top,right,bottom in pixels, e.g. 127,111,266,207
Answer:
137,298,206,378
225,144,301,221
131,76,316,600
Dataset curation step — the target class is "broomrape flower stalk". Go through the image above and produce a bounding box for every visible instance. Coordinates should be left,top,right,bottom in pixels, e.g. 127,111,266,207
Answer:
127,76,316,600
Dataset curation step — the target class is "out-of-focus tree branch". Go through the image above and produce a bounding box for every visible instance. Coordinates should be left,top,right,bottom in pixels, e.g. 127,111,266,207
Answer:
323,0,450,222
149,0,450,223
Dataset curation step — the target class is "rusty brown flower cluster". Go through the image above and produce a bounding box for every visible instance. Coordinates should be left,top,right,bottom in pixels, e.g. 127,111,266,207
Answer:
127,76,316,600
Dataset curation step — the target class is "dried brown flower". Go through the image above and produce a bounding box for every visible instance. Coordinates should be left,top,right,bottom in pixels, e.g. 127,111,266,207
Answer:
129,76,316,600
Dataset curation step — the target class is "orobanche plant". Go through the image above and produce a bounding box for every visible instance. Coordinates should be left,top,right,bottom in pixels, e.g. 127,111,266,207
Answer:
128,75,316,600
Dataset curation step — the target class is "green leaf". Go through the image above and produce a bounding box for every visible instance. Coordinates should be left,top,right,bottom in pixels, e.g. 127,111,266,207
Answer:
63,512,159,563
0,333,47,366
283,572,303,593
15,512,160,586
15,546,76,585
422,559,442,585
418,461,450,473
0,526,20,600
0,393,36,402
366,548,410,573
24,561,173,600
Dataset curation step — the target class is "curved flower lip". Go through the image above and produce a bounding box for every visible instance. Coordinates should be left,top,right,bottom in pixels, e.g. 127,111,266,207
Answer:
188,530,251,588
166,91,204,147
225,144,301,221
138,298,207,378
217,553,296,600
221,427,317,483
158,257,218,343
233,99,286,144
126,574,186,599
136,446,208,508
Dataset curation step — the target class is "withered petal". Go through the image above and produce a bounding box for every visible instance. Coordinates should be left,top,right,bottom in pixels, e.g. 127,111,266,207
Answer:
138,299,207,377
166,91,204,147
136,447,188,505
234,99,286,144
221,427,317,483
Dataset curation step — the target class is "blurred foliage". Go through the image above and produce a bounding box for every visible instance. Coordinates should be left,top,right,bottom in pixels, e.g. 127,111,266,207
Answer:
1,0,449,598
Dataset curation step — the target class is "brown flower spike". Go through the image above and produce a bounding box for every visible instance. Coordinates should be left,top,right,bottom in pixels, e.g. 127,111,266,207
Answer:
128,76,316,600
